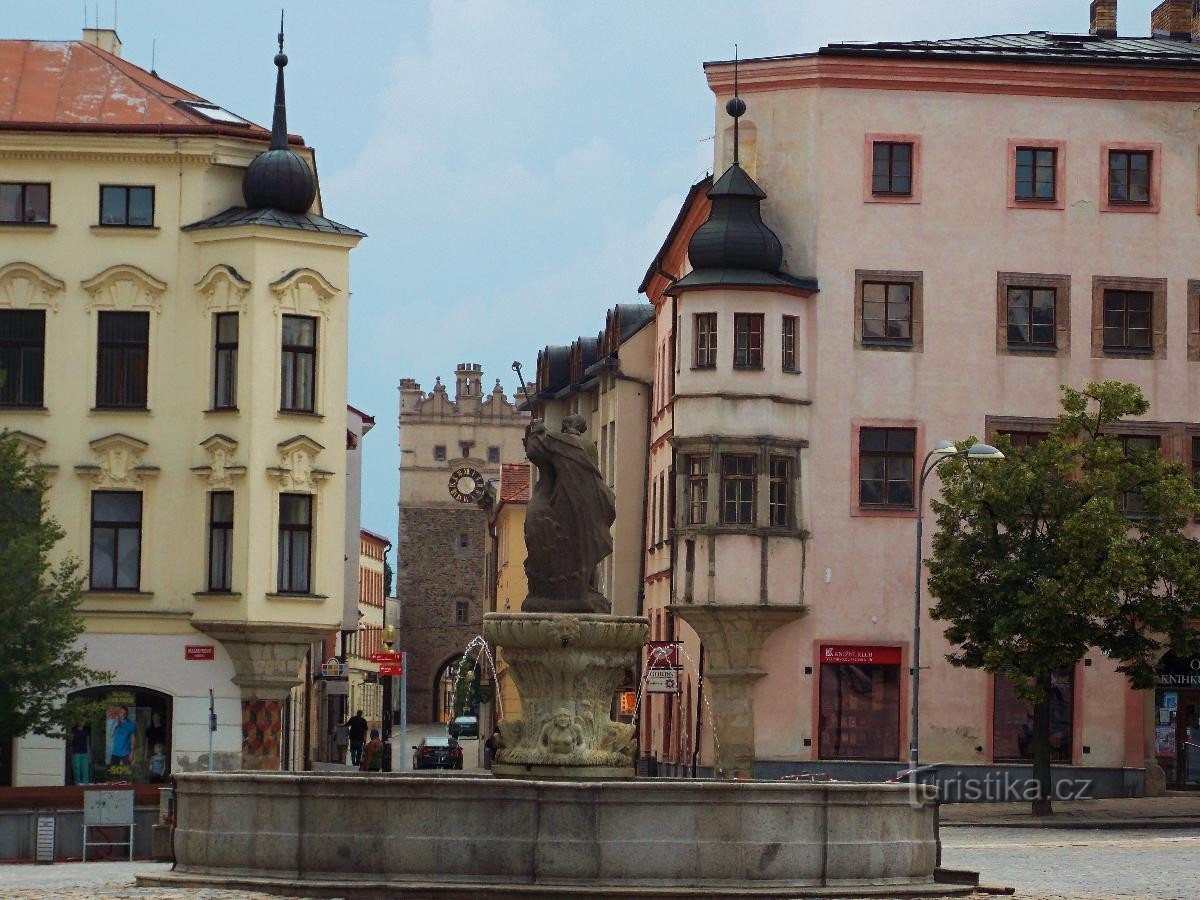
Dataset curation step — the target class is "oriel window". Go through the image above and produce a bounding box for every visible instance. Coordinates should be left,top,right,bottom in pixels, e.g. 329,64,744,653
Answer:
733,314,764,369
90,491,142,591
96,311,148,409
0,310,45,407
207,491,234,592
1108,151,1151,204
686,455,709,525
277,493,312,594
213,313,238,409
782,315,798,372
858,427,915,509
720,454,756,524
0,183,50,224
769,456,792,527
871,142,913,196
280,315,317,412
99,185,154,226
1014,148,1056,201
694,313,717,368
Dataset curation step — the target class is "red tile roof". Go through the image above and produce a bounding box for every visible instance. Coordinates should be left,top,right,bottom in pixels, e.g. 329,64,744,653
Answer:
499,463,531,504
0,40,299,144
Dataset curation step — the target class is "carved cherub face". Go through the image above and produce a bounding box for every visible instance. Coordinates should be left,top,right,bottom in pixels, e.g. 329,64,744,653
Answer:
553,711,571,728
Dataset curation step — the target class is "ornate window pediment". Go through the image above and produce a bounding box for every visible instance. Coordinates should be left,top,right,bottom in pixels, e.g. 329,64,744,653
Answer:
74,433,159,487
195,264,251,312
190,433,247,489
0,262,65,312
267,434,333,490
81,264,167,313
270,267,338,317
6,430,56,471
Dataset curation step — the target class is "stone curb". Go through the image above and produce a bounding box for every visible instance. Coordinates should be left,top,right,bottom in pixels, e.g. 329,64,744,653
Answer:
940,816,1199,830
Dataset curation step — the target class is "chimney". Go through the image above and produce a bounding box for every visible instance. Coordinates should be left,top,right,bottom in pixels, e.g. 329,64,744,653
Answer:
1089,0,1117,37
81,28,123,57
1151,0,1192,38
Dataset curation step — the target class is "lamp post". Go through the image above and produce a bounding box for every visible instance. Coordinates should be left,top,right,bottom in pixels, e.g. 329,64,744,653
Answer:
910,440,1004,782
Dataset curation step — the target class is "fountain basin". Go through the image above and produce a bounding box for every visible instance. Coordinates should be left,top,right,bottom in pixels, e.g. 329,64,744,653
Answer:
143,771,960,897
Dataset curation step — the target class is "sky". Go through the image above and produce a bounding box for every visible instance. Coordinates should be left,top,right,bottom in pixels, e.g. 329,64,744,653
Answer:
6,0,1160,544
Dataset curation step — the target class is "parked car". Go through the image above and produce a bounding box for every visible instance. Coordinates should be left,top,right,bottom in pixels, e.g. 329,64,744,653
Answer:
412,735,463,770
448,715,478,739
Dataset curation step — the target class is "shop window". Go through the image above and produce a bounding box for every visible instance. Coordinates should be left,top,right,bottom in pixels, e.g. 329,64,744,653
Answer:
212,313,238,409
277,493,312,593
0,182,50,224
66,685,172,785
719,454,756,524
96,311,148,409
818,645,901,760
0,310,45,407
992,671,1073,763
89,491,142,591
280,315,317,412
99,185,154,227
686,455,709,525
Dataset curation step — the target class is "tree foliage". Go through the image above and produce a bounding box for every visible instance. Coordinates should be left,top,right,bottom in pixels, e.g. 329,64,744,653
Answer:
927,382,1200,811
0,431,112,740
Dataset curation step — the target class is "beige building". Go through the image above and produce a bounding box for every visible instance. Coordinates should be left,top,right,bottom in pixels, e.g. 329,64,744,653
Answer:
480,463,531,722
1,29,362,785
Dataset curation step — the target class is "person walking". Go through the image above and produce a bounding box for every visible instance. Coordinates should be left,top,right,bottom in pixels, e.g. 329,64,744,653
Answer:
346,709,369,767
360,728,384,772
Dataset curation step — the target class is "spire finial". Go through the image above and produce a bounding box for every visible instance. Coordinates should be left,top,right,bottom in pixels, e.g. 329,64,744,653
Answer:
278,9,285,55
270,10,289,150
725,44,746,167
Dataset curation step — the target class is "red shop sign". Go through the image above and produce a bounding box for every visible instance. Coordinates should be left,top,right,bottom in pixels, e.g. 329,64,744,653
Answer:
820,645,901,666
185,645,215,661
646,641,680,669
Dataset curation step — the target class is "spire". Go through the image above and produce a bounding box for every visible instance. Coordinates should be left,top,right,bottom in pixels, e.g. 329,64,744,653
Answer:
270,11,288,151
728,44,746,167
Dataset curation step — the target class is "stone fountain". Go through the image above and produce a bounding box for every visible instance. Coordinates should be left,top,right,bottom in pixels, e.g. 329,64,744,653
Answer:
141,415,964,897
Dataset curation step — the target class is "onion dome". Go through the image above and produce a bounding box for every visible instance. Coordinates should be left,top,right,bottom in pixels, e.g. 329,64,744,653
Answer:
242,31,316,213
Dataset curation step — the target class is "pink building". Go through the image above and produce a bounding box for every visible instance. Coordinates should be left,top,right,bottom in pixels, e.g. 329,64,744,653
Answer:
637,0,1200,797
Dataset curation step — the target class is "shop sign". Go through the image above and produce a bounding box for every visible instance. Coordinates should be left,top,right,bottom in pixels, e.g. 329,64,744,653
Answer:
646,667,682,694
185,645,215,661
1156,655,1200,686
646,641,680,668
370,651,401,663
820,645,902,666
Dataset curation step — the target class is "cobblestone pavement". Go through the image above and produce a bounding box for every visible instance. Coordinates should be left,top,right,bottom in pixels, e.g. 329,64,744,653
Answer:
0,861,295,898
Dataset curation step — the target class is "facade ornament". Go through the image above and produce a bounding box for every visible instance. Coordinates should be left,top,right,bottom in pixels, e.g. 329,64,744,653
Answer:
267,435,332,490
74,433,159,488
0,262,65,313
269,267,338,317
191,434,247,489
195,264,251,312
7,430,56,472
81,264,167,314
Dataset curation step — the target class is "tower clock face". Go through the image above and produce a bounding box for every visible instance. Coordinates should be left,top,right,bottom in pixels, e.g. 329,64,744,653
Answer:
448,466,485,503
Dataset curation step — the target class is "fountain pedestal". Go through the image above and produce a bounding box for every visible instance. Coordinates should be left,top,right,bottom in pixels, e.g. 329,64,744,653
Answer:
483,612,648,781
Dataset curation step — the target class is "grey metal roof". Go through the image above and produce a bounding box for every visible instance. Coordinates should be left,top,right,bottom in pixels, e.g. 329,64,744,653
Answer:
182,206,365,236
667,268,817,296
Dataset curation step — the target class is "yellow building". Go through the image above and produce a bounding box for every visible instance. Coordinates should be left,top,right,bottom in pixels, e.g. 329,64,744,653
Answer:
482,463,530,722
1,29,362,785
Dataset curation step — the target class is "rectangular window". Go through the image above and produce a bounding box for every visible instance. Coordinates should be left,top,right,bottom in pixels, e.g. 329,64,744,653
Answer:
769,456,791,527
280,314,317,412
434,445,446,461
992,671,1073,763
96,311,148,409
1014,147,1056,201
1103,290,1153,352
861,282,912,344
1119,435,1160,516
90,491,142,591
277,493,312,594
818,647,901,761
213,313,238,409
460,442,472,459
0,310,45,407
686,455,709,525
1007,286,1057,347
997,430,1047,453
733,313,764,369
207,491,234,592
720,454,756,525
487,446,500,463
782,315,797,372
99,185,154,226
0,182,50,224
871,142,913,196
694,313,717,368
455,601,469,625
1108,150,1151,204
858,427,915,509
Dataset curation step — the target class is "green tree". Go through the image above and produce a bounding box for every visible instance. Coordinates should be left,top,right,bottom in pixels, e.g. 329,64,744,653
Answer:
0,431,112,742
927,382,1200,815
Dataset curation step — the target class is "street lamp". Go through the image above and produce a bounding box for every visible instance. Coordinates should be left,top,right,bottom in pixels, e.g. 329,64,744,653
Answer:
909,440,1004,781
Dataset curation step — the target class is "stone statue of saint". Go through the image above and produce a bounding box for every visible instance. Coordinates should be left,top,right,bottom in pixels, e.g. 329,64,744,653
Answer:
523,415,616,614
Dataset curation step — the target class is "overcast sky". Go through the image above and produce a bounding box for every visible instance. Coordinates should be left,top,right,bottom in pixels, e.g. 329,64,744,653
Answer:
9,1,1157,542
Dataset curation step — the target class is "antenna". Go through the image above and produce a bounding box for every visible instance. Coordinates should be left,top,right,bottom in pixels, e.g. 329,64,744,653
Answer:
151,38,156,76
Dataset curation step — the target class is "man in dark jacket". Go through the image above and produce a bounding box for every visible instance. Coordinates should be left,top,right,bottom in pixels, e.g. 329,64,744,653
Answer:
346,710,369,766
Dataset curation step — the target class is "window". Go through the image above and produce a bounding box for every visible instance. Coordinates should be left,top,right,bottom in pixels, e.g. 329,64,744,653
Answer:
694,313,717,368
861,282,912,345
993,671,1073,763
0,310,45,407
96,312,148,409
212,313,238,409
207,491,233,592
99,185,154,227
769,456,791,527
280,315,316,412
487,446,500,463
871,141,913,196
1118,435,1160,516
1007,286,1056,348
997,430,1047,453
819,646,901,761
1103,290,1152,352
277,493,312,594
1108,150,1151,204
686,455,709,525
455,601,469,625
90,491,142,591
460,443,472,459
458,532,469,549
733,314,764,369
720,454,756,524
782,315,797,372
1014,148,1056,201
0,183,49,224
858,427,915,509
434,445,446,461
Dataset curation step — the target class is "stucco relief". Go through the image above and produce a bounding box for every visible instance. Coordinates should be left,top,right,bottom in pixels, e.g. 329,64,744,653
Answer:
195,264,251,312
75,433,159,488
267,435,332,490
8,431,53,470
191,434,247,489
0,262,65,312
81,264,167,313
269,267,338,317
